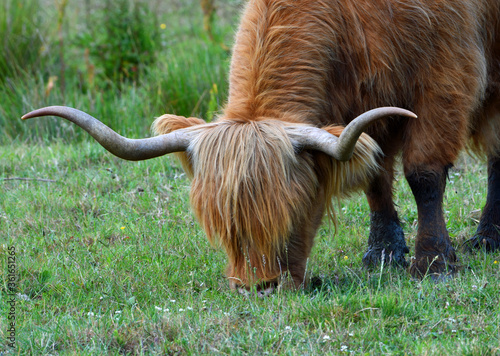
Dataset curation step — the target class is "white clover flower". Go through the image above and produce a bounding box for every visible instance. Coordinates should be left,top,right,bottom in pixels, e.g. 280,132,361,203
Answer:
17,293,30,301
156,307,170,312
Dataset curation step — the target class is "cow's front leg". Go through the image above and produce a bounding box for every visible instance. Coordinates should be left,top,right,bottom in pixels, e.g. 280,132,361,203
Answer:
407,165,458,277
284,188,327,289
363,156,409,267
464,156,500,251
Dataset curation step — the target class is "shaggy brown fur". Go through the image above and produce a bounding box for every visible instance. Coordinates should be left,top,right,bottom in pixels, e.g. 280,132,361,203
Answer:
155,0,500,284
154,117,381,287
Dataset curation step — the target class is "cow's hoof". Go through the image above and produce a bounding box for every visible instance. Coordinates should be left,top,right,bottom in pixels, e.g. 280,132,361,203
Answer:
409,252,459,279
362,244,409,268
462,234,500,252
364,212,409,268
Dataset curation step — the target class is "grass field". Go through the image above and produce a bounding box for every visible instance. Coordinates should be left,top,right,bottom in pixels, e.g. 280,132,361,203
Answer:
1,144,499,354
1,0,500,355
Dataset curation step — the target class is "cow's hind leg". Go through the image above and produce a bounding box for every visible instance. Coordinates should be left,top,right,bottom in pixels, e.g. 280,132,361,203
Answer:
464,156,500,251
363,155,409,267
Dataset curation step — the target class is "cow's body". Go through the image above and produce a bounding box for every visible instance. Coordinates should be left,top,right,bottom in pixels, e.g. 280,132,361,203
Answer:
221,0,500,279
24,0,500,291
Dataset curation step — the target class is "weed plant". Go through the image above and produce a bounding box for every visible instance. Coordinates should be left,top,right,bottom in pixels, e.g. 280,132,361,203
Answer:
75,0,160,87
0,0,48,83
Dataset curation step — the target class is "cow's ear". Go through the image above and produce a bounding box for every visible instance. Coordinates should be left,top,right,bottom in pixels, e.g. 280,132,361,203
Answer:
152,114,206,178
152,114,206,135
318,125,382,197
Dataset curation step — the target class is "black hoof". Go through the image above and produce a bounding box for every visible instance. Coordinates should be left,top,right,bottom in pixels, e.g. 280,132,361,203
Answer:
462,235,500,252
409,250,459,280
362,245,409,268
364,212,409,268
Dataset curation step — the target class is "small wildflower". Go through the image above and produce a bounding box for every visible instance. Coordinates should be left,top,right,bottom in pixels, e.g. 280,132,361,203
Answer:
179,308,185,312
170,299,176,303
120,226,125,230
348,332,354,336
451,329,457,333
87,312,95,317
340,345,348,352
494,260,498,265
115,311,122,314
160,23,166,30
323,335,331,341
17,293,30,301
155,306,169,312
285,326,292,331
187,307,193,310
344,255,349,260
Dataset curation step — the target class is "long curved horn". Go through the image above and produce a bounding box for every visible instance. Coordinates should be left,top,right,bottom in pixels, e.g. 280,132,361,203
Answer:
286,107,416,161
22,106,196,161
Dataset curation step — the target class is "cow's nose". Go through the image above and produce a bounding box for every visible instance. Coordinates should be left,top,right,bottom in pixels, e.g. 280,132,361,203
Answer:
235,280,278,297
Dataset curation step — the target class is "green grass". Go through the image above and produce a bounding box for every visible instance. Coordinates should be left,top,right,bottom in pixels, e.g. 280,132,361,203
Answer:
1,143,499,355
0,0,238,143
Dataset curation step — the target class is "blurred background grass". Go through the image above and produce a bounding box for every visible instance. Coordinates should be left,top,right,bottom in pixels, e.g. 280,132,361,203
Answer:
0,0,243,144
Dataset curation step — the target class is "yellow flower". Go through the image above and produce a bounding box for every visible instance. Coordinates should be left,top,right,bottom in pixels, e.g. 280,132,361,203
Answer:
344,256,348,260
494,260,498,265
121,226,125,230
160,23,166,30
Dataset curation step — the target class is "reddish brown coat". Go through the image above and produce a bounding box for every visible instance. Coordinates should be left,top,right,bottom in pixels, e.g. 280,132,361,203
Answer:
154,0,500,286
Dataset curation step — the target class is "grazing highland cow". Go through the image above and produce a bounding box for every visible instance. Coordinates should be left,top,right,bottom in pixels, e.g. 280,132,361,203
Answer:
24,0,500,292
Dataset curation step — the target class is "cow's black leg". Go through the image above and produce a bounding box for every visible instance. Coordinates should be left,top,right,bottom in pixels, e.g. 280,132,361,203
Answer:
407,166,458,277
464,156,500,251
363,156,409,267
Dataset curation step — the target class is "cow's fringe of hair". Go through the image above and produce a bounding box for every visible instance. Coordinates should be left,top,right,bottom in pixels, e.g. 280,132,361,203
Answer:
153,115,382,286
188,119,318,284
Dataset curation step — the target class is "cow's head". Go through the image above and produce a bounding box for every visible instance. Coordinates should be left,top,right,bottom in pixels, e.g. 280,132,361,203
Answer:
22,106,415,293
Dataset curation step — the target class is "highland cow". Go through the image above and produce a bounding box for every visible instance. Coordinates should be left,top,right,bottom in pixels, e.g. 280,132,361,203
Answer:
23,0,500,292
